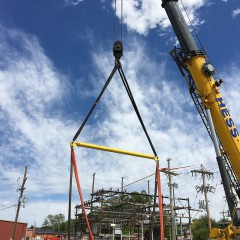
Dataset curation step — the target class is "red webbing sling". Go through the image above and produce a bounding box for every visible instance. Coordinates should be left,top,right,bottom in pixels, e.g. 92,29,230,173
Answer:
71,147,94,240
157,161,165,240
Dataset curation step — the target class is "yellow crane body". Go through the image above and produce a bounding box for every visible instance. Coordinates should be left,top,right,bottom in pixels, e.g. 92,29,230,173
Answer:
161,0,240,238
185,55,240,182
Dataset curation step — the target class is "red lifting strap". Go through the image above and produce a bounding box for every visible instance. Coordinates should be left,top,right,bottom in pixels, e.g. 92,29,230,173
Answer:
71,148,94,240
157,161,165,240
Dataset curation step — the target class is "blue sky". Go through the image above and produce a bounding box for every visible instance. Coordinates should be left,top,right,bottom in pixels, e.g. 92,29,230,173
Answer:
0,0,240,227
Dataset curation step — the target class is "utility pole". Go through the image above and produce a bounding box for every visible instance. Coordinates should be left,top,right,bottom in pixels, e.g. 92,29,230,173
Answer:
148,180,151,209
187,198,193,240
58,213,63,233
179,214,183,240
121,177,124,192
12,166,28,240
172,183,178,240
68,156,73,240
219,210,229,220
121,177,124,201
162,158,179,240
91,173,96,212
191,164,214,229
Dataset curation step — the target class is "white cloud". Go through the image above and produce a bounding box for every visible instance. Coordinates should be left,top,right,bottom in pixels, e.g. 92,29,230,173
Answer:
19,201,69,226
83,36,230,221
0,25,77,223
233,8,240,18
64,0,84,6
1,23,239,226
110,0,205,36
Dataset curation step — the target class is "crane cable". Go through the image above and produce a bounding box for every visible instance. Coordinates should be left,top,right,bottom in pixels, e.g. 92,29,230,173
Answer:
179,0,204,51
114,0,123,42
73,0,125,142
114,0,116,40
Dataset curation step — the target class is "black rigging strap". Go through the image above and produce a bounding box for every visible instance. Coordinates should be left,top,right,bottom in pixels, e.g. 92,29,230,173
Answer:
72,42,158,158
118,66,158,157
72,61,120,142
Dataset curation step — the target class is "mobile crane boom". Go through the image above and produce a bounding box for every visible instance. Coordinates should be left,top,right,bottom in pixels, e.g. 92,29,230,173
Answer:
161,0,240,231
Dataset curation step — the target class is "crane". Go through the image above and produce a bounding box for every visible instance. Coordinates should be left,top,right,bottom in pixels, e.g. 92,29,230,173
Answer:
161,0,240,239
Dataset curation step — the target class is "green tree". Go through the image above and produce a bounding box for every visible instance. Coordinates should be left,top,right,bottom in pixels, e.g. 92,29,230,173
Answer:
191,215,219,240
129,190,151,204
42,213,66,232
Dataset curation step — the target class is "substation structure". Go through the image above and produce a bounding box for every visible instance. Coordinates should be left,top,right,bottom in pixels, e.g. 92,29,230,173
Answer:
74,188,193,239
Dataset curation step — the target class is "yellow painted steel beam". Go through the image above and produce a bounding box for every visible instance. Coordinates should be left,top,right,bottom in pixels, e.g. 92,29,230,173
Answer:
70,141,158,161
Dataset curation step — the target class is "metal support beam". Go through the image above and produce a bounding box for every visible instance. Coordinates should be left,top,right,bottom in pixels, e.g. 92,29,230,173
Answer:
71,141,158,161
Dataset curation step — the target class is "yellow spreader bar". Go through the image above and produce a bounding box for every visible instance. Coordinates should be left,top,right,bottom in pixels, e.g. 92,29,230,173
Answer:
71,141,158,161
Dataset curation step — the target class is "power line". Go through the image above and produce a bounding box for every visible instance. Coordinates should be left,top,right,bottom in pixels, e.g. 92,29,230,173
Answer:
0,204,17,211
171,144,209,160
123,172,155,188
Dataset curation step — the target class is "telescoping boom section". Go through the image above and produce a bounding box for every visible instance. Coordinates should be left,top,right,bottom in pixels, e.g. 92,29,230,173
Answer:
162,0,240,183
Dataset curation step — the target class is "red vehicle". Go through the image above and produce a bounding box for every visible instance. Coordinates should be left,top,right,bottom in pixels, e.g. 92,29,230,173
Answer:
45,237,62,240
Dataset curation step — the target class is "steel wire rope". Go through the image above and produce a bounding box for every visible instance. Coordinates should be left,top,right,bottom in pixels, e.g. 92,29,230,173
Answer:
129,183,150,193
114,0,123,42
177,198,190,215
114,0,116,41
179,0,205,51
121,0,123,43
122,173,168,196
124,173,155,188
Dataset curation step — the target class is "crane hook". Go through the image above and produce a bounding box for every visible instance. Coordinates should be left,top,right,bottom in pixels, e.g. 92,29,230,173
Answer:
113,41,123,60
